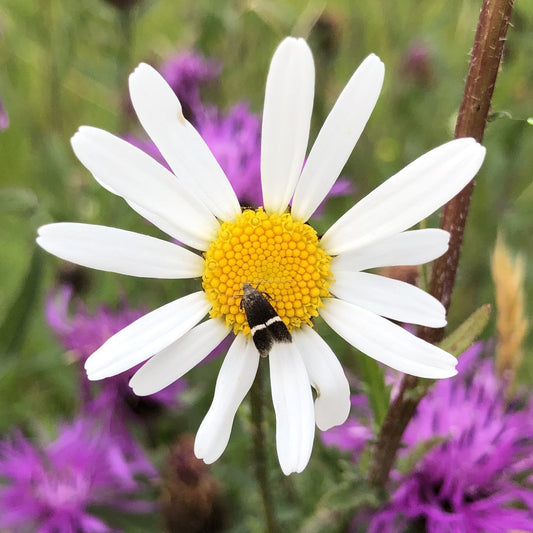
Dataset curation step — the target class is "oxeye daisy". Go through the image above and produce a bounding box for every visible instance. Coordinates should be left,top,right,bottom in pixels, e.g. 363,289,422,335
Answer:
37,37,486,475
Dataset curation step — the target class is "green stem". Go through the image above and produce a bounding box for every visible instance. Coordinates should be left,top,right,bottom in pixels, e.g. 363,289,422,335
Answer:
368,0,515,489
250,361,281,533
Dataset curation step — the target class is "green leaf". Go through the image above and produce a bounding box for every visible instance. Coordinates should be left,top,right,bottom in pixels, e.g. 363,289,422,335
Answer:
487,110,513,122
395,436,446,475
0,247,45,355
301,475,380,533
527,117,533,126
439,303,491,356
358,354,390,428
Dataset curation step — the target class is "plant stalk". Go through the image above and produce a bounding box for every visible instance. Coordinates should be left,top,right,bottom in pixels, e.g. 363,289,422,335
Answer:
250,361,281,533
368,0,515,489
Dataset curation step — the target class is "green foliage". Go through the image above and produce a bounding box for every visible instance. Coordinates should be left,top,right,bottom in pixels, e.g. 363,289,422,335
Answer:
357,353,390,430
0,247,45,355
439,303,492,357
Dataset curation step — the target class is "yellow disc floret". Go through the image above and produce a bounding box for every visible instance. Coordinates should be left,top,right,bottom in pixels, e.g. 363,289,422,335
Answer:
202,208,332,335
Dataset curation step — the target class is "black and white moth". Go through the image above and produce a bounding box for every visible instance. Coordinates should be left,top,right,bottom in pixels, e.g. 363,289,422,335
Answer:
241,283,292,358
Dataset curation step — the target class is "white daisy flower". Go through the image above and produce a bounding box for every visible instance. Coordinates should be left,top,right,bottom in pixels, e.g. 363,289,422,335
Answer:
37,37,485,475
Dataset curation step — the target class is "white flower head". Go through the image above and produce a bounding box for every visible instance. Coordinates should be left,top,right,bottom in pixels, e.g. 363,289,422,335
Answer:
37,37,486,475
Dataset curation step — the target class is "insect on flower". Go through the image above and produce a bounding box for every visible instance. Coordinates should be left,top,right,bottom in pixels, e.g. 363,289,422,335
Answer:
240,283,292,358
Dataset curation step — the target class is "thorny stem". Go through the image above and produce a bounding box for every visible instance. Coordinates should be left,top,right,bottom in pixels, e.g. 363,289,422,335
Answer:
250,361,281,533
368,0,515,488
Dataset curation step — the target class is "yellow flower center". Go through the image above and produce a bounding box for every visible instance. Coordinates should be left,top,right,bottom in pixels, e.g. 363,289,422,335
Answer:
202,208,332,335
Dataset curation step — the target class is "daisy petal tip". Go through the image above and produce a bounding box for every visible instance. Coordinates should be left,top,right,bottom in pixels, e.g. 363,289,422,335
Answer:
421,357,458,380
276,35,313,63
70,130,83,148
85,367,104,382
128,62,160,85
432,366,458,380
279,463,296,476
365,52,385,71
193,436,220,466
70,126,99,151
84,354,106,379
128,375,148,397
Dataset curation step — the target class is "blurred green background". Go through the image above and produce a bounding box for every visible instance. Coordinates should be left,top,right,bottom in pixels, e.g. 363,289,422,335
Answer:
0,0,532,528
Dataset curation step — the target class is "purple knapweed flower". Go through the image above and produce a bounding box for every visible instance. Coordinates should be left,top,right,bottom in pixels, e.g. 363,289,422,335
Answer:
159,51,221,123
368,344,533,533
196,103,263,207
46,285,186,412
0,417,156,533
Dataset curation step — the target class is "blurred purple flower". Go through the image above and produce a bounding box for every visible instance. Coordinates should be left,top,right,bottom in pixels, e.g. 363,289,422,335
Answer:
0,417,156,533
0,94,8,131
400,41,434,86
46,285,186,412
159,51,221,123
368,345,533,532
197,103,262,206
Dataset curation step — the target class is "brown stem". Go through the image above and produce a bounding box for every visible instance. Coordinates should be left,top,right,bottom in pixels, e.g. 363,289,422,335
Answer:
368,0,515,488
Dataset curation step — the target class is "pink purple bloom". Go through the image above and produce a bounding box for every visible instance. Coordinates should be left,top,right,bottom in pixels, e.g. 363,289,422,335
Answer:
400,41,434,86
0,94,8,131
159,51,220,123
0,417,156,532
368,345,533,532
196,103,263,206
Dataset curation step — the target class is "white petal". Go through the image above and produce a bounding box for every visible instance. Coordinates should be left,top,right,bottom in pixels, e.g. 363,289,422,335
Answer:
320,298,457,379
85,291,210,380
292,54,384,221
37,223,204,279
293,327,350,431
71,126,219,250
331,229,450,272
269,342,315,475
261,37,315,214
194,335,259,464
128,63,241,221
129,319,229,396
321,138,486,255
330,271,447,328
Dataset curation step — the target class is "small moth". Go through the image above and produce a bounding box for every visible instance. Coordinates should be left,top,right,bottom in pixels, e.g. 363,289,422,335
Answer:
241,283,292,357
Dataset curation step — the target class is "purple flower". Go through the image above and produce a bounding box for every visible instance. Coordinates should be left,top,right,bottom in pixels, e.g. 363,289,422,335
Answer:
159,51,221,123
124,103,263,207
400,42,434,86
0,417,156,532
197,103,263,207
46,285,186,412
369,345,533,532
0,94,8,131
